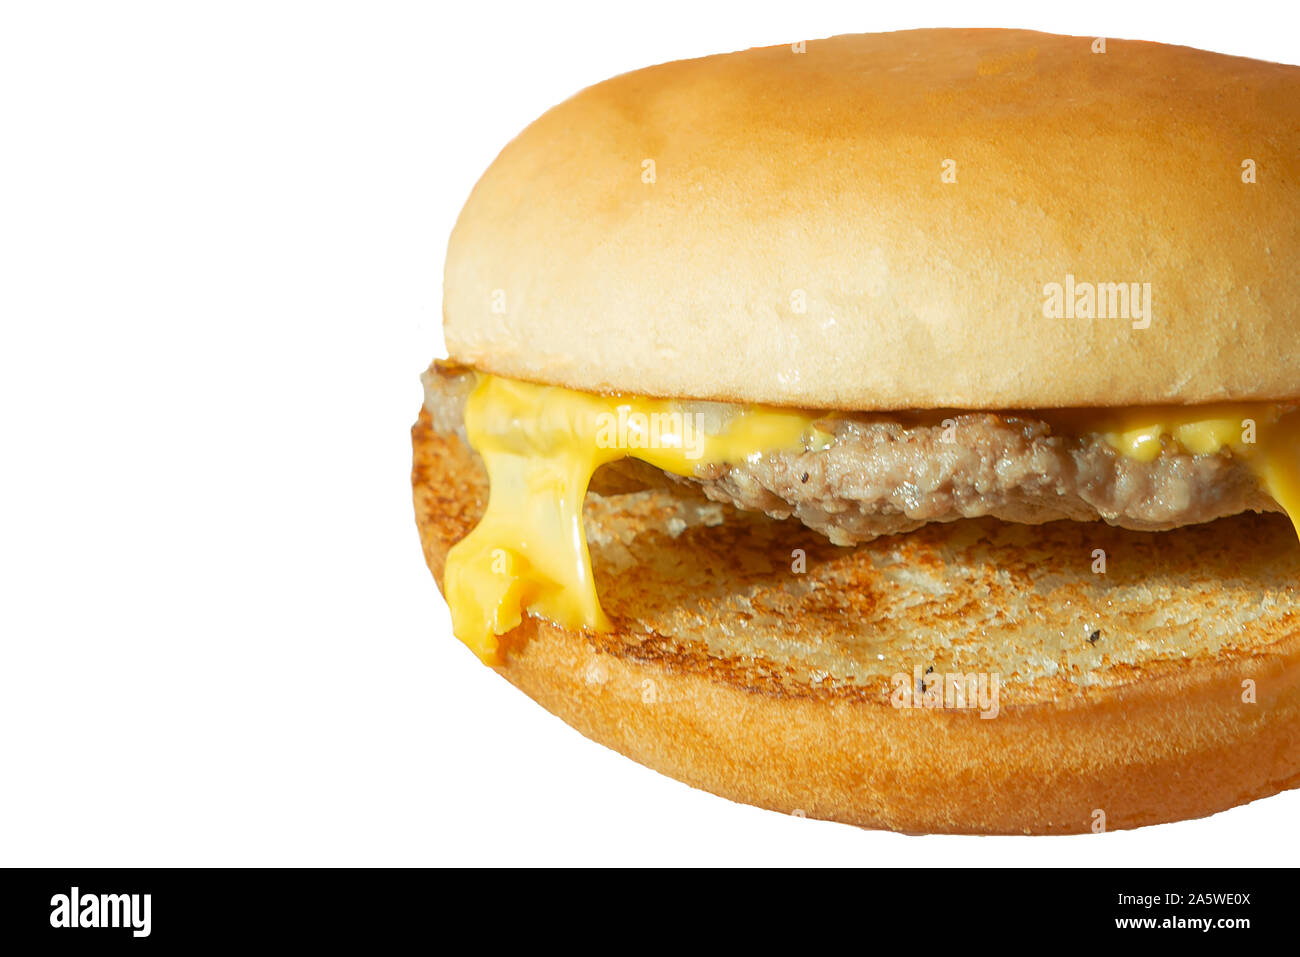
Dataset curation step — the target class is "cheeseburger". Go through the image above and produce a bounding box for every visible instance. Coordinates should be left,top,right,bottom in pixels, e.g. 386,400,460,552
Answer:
413,29,1300,833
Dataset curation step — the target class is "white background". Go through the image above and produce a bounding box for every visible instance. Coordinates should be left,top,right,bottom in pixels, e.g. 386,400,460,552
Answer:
2,0,1297,866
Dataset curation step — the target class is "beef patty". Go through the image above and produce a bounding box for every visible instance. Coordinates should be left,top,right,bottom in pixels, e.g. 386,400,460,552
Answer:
422,366,1279,544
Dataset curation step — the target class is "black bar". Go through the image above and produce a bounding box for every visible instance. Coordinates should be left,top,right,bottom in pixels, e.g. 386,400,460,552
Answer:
0,867,1287,946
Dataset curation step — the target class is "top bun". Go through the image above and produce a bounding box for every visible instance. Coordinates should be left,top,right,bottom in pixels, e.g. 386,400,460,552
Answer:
443,29,1300,410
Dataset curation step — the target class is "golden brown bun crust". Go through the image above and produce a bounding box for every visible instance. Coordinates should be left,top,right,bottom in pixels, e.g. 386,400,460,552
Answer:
444,29,1300,410
414,409,1300,834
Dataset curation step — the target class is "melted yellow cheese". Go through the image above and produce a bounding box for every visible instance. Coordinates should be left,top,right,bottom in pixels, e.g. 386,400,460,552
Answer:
1094,404,1279,462
444,373,830,663
444,373,1300,665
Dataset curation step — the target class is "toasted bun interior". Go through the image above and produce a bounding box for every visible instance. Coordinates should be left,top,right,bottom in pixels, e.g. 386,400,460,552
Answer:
414,411,1300,833
443,29,1300,410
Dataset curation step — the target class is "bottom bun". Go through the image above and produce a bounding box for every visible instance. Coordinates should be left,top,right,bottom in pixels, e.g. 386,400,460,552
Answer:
412,410,1300,834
